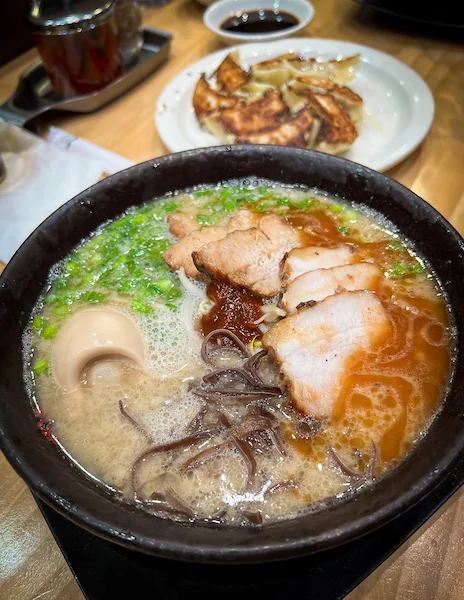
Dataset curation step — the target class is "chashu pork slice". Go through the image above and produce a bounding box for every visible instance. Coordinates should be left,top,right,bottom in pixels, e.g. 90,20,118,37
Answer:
227,209,258,231
167,208,256,240
263,291,392,418
282,245,357,286
168,211,199,239
193,214,301,297
164,227,228,279
280,262,382,314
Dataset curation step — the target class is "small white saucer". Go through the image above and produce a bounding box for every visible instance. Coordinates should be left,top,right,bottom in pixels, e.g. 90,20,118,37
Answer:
203,0,315,45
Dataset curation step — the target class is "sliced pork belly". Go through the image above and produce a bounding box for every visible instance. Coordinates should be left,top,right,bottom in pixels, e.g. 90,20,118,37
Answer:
193,215,301,297
281,245,357,286
280,262,382,314
164,227,228,279
167,208,256,240
167,212,199,238
227,209,257,231
263,291,392,418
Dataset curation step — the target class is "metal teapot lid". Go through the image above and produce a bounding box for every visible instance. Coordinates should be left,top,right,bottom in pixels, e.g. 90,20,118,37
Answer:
28,0,116,32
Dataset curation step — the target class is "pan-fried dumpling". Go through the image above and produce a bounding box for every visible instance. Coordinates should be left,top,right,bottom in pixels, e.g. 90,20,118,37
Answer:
297,90,358,155
215,50,249,94
282,84,307,114
217,91,288,136
236,108,319,149
237,79,274,99
250,57,293,88
202,114,236,144
292,76,363,123
287,54,360,85
193,74,237,122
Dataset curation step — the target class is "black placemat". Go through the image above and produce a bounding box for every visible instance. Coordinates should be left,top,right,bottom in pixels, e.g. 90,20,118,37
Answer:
35,455,464,600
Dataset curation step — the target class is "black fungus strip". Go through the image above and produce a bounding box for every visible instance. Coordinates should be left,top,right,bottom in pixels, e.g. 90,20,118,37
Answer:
187,403,209,434
180,442,234,472
243,349,269,385
118,400,152,442
265,480,298,496
201,328,250,366
202,367,262,388
267,427,286,456
131,430,214,498
329,445,362,478
232,435,257,490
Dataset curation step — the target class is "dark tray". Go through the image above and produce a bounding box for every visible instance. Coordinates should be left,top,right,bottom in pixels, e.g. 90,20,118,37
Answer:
0,27,172,127
353,0,464,28
35,454,464,600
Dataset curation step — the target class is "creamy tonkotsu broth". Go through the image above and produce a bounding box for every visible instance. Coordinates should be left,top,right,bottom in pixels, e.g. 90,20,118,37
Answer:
24,179,453,526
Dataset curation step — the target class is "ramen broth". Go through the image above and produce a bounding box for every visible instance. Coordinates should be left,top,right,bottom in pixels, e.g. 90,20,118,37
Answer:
24,180,452,525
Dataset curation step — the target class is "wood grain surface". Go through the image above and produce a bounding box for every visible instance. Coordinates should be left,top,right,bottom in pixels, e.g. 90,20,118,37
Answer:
0,1,463,598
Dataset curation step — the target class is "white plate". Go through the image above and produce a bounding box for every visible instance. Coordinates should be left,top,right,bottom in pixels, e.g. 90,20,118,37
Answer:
155,38,434,172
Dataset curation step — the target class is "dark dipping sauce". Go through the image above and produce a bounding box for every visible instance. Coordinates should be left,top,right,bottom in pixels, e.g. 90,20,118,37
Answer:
201,279,262,345
220,10,299,34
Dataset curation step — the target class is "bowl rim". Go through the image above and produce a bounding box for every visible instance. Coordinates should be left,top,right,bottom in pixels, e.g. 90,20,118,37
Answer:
203,0,315,43
1,145,463,563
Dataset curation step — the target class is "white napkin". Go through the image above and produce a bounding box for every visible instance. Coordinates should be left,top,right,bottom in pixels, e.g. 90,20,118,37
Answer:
0,124,134,263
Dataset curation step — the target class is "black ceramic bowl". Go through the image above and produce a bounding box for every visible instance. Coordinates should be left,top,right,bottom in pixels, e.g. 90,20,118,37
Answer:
1,146,463,564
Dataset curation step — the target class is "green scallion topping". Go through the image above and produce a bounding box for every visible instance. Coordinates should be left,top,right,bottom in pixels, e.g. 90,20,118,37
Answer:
41,324,58,340
33,359,49,376
32,316,44,333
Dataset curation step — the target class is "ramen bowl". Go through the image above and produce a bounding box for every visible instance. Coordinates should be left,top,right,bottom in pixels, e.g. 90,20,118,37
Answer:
0,145,463,563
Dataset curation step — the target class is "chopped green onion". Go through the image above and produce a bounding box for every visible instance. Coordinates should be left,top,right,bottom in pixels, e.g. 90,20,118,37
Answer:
387,264,409,278
82,291,105,303
196,214,217,225
132,214,147,225
411,262,424,274
222,198,236,212
162,202,178,213
257,186,269,195
32,316,44,333
297,198,314,210
154,278,172,293
338,225,350,235
121,280,136,293
195,189,214,197
41,324,58,339
131,299,152,314
343,209,359,223
55,276,68,290
330,204,344,213
276,197,291,206
65,261,80,275
255,201,274,212
166,286,183,300
33,359,49,376
53,303,71,317
388,239,404,251
165,302,179,311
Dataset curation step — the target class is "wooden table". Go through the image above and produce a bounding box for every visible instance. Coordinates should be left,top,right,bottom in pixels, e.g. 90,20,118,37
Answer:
0,1,463,598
